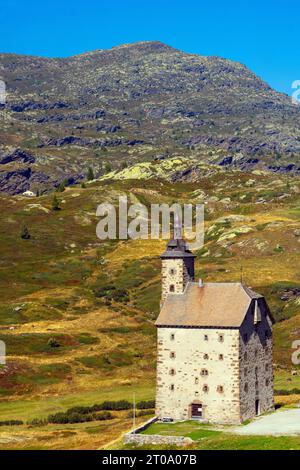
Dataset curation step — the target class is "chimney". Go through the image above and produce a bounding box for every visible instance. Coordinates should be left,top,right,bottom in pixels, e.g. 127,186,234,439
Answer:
198,278,204,288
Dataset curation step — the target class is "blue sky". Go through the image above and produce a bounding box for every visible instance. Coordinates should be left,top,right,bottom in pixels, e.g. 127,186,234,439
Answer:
0,0,299,95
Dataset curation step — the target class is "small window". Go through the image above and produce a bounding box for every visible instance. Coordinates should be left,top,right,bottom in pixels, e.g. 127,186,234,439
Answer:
169,284,175,292
265,363,269,372
201,369,208,376
255,366,258,378
170,368,175,376
203,354,209,360
170,333,175,341
170,351,176,359
244,352,248,361
266,378,270,386
244,367,247,376
218,334,224,343
255,349,258,358
219,354,224,361
195,377,199,385
169,268,176,276
195,391,199,396
244,383,248,393
217,385,224,393
203,385,209,393
255,381,258,390
170,384,174,391
204,334,209,341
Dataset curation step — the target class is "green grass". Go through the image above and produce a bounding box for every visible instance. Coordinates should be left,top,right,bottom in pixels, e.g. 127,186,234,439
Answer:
128,420,300,450
1,333,99,356
0,384,155,422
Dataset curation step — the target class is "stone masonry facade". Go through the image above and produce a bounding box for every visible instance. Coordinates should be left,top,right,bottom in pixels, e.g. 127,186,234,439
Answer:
161,258,193,303
156,319,274,424
239,303,274,421
156,327,242,424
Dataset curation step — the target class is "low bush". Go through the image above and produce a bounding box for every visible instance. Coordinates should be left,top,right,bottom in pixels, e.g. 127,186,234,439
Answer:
274,388,300,396
48,410,113,424
94,285,129,303
0,420,23,426
137,400,155,410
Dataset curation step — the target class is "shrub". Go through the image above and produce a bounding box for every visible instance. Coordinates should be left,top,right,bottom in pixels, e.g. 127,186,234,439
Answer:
52,194,61,211
104,163,112,173
95,411,112,421
47,410,113,424
27,418,47,427
94,285,129,303
47,338,60,348
0,420,23,426
137,400,155,410
92,400,132,411
274,388,300,396
87,167,95,181
20,224,30,240
127,409,155,418
57,180,67,192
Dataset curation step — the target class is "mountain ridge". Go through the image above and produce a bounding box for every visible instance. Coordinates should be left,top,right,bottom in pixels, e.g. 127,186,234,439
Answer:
0,40,300,194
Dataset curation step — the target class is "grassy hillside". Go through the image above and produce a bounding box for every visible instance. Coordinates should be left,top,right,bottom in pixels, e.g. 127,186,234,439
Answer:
0,166,300,449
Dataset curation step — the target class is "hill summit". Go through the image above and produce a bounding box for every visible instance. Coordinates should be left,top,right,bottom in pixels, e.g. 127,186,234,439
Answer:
0,41,300,194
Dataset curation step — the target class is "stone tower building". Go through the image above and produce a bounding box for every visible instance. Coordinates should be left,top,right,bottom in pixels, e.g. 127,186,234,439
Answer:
155,233,274,424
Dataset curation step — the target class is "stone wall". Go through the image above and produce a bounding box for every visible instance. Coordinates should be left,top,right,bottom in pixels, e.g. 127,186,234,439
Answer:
161,258,194,303
239,299,274,421
156,326,241,424
161,259,185,302
123,417,193,447
124,433,193,446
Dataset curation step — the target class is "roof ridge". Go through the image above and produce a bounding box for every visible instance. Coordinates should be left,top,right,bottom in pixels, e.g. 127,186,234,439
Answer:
241,284,263,299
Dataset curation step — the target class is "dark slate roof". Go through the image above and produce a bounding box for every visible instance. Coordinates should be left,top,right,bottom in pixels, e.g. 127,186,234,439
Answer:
155,282,271,328
160,238,196,259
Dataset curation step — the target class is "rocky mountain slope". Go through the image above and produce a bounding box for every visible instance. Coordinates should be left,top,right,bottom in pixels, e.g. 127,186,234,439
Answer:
1,41,300,194
0,172,300,448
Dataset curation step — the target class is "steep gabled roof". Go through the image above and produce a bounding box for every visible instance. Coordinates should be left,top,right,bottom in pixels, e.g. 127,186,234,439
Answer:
155,282,268,328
